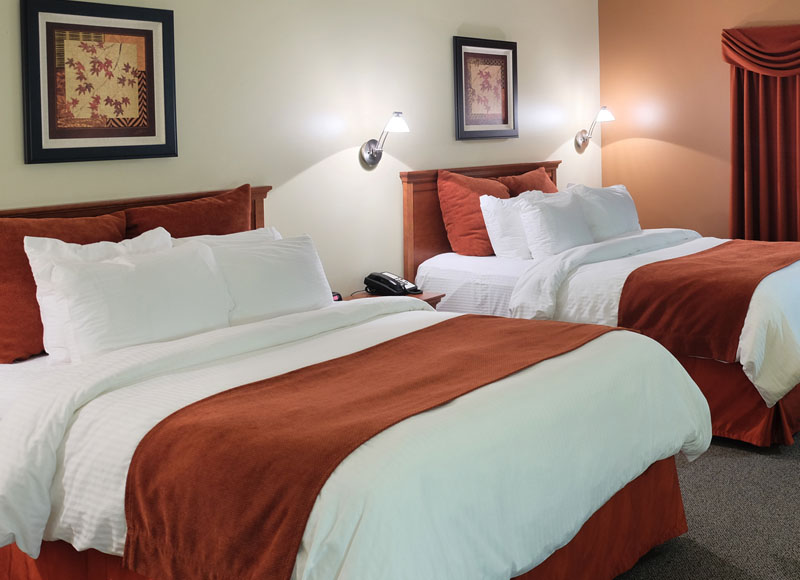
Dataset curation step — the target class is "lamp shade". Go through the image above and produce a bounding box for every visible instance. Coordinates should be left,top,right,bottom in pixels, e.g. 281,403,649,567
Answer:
384,112,410,133
595,106,615,123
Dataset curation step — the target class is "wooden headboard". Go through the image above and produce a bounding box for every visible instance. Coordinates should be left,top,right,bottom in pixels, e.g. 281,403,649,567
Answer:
0,185,271,229
399,161,561,281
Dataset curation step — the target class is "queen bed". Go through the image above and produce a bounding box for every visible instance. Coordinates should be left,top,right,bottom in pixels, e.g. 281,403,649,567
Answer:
0,185,711,580
400,161,800,447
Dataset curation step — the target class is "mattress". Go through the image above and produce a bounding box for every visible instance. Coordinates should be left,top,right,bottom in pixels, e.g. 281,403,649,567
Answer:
415,252,532,316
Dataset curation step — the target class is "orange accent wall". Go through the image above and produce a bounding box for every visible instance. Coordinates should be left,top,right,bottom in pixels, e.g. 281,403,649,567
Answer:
599,0,800,237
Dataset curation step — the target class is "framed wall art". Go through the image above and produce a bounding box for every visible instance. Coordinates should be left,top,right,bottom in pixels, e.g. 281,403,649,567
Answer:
20,0,177,163
453,36,518,140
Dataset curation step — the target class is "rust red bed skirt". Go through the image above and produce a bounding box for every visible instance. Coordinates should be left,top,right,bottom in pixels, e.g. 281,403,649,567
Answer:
516,456,685,579
0,458,684,580
678,356,800,446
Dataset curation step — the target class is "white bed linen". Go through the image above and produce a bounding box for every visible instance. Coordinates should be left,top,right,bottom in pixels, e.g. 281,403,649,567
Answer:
509,229,800,407
415,253,532,316
0,298,711,580
0,357,50,421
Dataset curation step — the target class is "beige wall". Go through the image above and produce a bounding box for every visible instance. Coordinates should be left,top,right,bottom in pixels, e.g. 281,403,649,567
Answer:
1,0,603,293
599,0,800,238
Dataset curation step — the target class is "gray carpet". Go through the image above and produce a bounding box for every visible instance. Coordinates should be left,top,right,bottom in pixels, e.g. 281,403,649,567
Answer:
618,434,800,580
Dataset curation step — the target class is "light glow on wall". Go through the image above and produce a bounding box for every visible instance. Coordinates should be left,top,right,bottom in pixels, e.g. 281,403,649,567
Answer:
633,101,665,130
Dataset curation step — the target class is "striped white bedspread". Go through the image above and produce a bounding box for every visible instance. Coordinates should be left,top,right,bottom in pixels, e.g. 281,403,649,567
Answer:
0,298,710,580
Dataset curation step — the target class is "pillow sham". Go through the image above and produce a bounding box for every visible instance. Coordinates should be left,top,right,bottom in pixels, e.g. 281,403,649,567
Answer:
208,234,333,325
518,192,594,258
24,227,173,364
0,212,126,363
173,226,282,247
496,167,558,195
51,243,233,361
570,184,642,241
437,170,510,256
125,184,252,239
479,193,540,260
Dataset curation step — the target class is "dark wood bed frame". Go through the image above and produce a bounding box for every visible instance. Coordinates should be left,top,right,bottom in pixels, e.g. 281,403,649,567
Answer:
399,160,561,282
399,160,800,447
0,185,271,228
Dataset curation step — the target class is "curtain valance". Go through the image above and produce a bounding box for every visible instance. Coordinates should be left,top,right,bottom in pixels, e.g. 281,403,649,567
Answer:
722,25,800,77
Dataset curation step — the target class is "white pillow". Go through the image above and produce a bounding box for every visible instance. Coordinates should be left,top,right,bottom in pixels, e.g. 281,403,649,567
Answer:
173,226,282,246
209,234,333,324
518,192,594,258
50,243,233,361
480,194,537,259
24,228,173,364
570,184,641,241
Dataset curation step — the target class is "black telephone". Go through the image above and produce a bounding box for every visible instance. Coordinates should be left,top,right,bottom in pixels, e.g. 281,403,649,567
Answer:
364,272,422,296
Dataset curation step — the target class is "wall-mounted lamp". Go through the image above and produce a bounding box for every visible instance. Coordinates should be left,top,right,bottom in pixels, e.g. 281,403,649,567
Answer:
360,112,410,167
574,106,615,152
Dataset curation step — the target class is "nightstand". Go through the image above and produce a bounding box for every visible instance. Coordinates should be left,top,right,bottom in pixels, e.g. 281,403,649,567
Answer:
345,291,445,309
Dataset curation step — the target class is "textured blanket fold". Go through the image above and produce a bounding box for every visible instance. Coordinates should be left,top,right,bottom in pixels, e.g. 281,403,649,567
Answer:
124,315,617,580
618,240,800,361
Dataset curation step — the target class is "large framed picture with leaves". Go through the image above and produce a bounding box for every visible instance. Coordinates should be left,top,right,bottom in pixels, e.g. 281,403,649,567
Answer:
20,0,177,163
453,36,518,140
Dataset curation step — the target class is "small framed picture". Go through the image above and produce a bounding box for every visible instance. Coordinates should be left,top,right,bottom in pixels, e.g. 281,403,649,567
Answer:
20,0,177,163
453,36,518,140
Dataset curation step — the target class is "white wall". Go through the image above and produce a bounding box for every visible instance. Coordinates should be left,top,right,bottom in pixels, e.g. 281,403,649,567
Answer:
0,0,603,293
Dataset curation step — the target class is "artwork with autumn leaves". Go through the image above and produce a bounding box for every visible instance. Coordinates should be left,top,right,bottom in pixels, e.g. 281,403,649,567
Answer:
21,0,176,163
50,24,155,138
463,52,509,126
453,36,518,140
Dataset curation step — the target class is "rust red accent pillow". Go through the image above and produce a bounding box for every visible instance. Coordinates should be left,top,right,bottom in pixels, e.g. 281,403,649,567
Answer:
125,184,252,239
496,167,558,195
437,170,510,256
0,212,126,363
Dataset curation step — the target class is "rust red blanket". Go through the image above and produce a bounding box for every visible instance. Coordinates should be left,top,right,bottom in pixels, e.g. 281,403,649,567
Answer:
123,315,616,580
618,240,800,361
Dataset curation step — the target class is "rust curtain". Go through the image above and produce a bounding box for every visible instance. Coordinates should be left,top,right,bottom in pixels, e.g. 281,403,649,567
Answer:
722,25,800,240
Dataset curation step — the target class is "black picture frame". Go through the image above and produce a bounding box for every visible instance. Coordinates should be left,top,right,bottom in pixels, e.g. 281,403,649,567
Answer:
453,36,518,140
20,0,177,163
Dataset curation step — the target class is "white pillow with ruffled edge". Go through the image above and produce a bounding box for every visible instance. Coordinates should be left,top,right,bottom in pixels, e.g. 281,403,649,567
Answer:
479,194,535,259
518,192,594,258
24,227,173,364
172,226,282,246
51,242,233,362
570,184,641,241
208,234,333,325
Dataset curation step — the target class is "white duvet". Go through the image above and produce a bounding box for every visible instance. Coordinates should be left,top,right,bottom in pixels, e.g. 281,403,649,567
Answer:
0,356,49,422
509,229,800,407
0,298,710,580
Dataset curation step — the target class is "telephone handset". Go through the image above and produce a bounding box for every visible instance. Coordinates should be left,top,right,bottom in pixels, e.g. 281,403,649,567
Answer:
364,272,422,296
